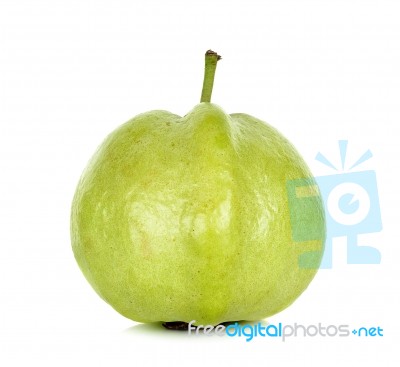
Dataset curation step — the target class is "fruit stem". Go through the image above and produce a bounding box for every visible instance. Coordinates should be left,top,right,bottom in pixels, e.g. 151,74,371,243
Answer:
200,50,222,103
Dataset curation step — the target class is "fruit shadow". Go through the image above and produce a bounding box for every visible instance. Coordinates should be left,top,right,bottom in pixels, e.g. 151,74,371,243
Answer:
124,322,175,337
123,319,268,339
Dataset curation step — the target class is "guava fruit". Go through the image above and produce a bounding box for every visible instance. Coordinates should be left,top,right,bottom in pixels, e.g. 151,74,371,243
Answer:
71,50,325,328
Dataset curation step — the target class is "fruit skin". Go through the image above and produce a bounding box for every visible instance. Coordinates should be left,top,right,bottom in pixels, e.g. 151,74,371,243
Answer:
71,103,325,326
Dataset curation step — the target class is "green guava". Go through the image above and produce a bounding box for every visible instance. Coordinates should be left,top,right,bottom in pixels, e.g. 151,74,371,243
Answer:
71,50,325,327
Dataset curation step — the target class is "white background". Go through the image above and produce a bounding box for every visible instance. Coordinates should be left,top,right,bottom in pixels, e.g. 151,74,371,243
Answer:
1,0,400,365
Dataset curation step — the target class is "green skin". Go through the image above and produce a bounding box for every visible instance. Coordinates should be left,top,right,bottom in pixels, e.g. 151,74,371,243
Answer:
71,52,325,326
